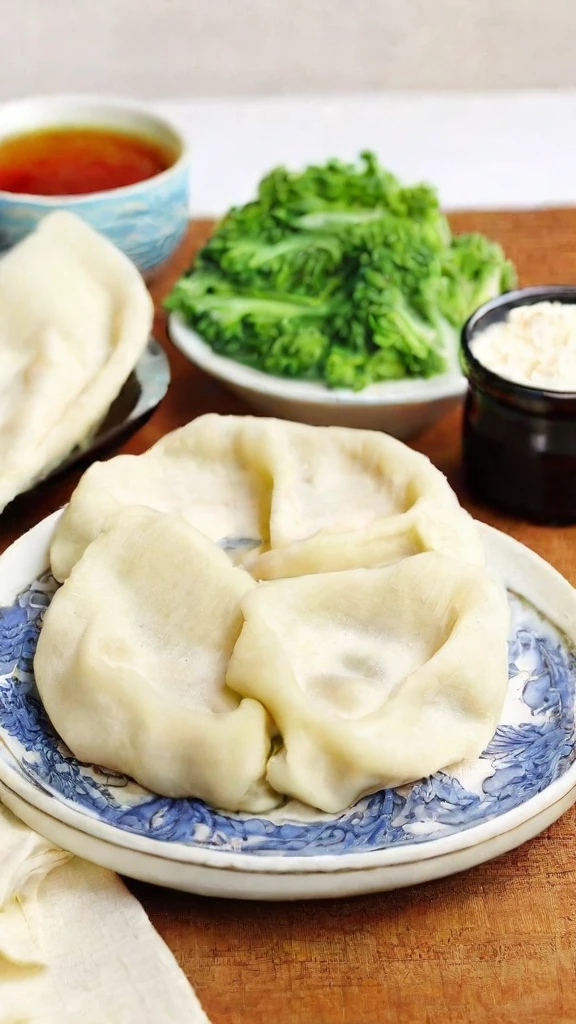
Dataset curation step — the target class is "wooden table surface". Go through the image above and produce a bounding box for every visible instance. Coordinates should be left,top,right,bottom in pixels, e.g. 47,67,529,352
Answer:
4,211,576,1024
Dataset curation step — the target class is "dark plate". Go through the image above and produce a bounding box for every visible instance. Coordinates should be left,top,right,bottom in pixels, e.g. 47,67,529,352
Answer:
44,336,170,483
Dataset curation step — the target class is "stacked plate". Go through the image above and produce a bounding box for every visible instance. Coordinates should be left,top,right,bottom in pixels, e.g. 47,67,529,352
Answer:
0,512,575,901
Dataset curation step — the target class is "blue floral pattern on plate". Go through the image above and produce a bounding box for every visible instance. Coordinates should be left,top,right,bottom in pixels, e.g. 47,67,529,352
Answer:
0,573,573,857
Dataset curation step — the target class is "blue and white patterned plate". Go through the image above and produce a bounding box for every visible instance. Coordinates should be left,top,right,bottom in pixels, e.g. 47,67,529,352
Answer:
0,573,574,857
0,512,574,898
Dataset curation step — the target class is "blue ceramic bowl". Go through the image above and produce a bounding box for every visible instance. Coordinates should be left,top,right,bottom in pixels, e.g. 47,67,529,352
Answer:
0,95,190,275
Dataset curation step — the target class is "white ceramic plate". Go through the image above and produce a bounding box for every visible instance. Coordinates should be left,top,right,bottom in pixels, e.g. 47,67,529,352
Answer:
0,776,574,901
0,512,574,900
168,314,466,438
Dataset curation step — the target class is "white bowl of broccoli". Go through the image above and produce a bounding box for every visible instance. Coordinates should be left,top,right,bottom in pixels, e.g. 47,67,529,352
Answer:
168,313,467,437
166,153,514,439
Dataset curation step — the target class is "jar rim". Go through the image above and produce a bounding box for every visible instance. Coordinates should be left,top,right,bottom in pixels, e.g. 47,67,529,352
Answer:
461,285,576,407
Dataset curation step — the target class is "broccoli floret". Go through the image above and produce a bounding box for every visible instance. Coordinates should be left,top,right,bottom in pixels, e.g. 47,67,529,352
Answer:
364,348,411,383
256,152,402,217
200,233,345,299
324,348,368,390
433,233,517,325
263,327,330,378
166,153,516,391
166,272,330,368
350,284,444,376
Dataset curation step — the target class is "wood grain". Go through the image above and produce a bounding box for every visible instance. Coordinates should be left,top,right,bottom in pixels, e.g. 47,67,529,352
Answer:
3,210,576,1024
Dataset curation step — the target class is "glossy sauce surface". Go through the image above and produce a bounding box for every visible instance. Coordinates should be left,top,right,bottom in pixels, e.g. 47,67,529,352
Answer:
0,125,175,195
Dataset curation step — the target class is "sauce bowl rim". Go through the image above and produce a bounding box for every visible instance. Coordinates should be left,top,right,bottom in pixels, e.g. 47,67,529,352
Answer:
0,92,188,204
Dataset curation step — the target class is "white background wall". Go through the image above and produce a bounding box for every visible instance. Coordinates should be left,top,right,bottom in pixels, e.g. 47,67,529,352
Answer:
2,0,576,99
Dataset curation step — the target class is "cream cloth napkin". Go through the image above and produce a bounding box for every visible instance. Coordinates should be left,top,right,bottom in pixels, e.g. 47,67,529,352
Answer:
0,804,211,1024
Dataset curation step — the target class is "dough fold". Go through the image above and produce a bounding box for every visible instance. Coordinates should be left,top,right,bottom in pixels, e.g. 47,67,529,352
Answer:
227,553,510,813
50,414,483,583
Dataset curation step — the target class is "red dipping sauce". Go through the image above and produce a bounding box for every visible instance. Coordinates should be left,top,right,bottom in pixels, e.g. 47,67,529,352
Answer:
0,125,176,196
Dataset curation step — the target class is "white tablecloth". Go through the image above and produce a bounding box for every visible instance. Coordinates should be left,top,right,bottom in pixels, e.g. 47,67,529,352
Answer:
0,806,210,1024
153,90,576,216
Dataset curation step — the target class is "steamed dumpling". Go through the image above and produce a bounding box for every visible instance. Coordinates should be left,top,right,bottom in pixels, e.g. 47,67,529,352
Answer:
34,507,276,812
227,553,510,813
0,211,152,511
50,414,483,582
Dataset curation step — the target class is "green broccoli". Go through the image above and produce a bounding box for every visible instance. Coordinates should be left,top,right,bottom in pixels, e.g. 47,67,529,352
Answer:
263,327,330,379
165,273,331,368
324,348,368,390
444,233,517,319
348,284,445,383
166,152,516,391
199,233,345,299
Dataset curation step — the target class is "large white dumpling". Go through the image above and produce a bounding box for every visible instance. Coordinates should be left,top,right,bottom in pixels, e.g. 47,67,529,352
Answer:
50,414,483,582
226,553,510,813
34,507,277,812
0,211,152,512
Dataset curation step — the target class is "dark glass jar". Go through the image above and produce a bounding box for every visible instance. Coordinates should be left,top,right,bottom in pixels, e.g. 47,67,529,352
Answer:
460,285,576,524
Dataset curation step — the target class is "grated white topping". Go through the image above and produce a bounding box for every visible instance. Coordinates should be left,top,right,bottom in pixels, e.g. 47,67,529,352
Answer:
471,301,576,392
